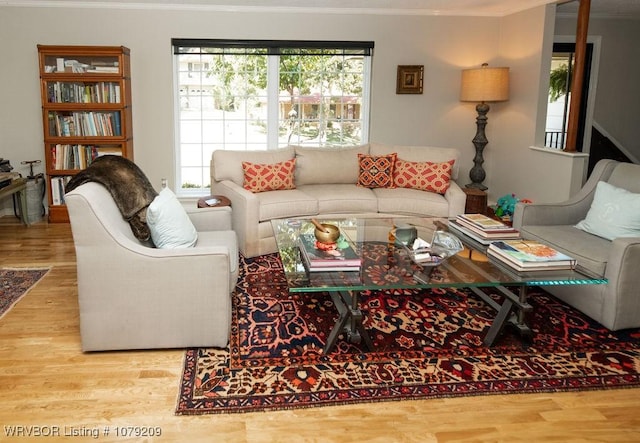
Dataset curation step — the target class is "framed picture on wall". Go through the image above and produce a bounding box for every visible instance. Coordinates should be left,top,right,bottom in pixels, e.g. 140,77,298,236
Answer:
396,65,424,94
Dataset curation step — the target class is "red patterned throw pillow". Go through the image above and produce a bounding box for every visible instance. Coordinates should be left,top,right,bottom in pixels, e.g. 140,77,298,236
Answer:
393,159,455,194
357,153,397,188
242,159,296,193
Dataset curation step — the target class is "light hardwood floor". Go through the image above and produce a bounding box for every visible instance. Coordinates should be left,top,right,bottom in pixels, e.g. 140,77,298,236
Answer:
1,216,639,442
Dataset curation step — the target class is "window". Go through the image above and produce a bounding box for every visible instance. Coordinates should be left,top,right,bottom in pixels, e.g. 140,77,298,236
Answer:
172,39,374,194
544,42,593,151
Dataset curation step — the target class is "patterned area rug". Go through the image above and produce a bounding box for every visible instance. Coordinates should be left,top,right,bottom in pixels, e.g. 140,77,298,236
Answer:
0,268,49,319
176,254,640,415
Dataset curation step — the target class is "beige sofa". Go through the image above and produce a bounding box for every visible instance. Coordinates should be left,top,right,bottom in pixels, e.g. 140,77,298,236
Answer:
211,143,466,258
513,159,640,331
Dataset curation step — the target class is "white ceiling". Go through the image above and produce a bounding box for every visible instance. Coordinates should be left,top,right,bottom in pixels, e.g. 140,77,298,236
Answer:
10,0,640,18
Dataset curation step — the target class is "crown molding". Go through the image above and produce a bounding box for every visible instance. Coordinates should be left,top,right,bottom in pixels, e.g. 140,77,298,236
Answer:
1,0,553,17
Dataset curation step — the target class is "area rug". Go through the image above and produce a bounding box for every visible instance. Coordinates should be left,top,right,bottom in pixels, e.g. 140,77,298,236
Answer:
176,254,640,415
0,268,50,319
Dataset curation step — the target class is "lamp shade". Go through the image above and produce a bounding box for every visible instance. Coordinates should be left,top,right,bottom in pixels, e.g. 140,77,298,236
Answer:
460,65,509,103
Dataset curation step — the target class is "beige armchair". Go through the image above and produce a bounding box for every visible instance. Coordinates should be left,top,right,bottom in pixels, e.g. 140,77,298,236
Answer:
513,159,640,331
66,182,238,351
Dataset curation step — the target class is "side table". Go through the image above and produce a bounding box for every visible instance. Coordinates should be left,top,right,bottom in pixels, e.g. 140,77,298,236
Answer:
197,195,231,208
463,188,488,214
0,178,29,225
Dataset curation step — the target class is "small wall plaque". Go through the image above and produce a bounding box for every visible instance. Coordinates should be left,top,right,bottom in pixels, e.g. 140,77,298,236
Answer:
396,65,424,94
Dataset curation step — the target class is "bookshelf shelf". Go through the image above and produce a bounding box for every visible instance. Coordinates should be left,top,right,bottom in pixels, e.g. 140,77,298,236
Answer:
38,45,133,222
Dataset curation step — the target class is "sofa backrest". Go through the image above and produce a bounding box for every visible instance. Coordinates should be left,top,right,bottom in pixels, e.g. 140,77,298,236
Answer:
608,162,640,193
294,144,369,185
211,146,295,186
370,143,460,180
210,142,462,187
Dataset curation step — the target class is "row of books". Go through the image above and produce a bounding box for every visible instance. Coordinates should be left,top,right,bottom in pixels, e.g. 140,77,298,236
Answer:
298,232,361,272
48,111,122,137
50,176,72,206
51,144,122,170
48,59,120,74
449,213,520,244
47,81,121,104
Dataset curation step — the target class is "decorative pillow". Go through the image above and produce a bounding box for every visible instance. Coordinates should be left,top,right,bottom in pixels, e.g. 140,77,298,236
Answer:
146,188,198,249
575,181,640,241
357,153,397,188
242,159,296,193
393,159,455,194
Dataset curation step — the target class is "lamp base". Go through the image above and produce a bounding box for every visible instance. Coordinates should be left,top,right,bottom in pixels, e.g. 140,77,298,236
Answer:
466,102,490,191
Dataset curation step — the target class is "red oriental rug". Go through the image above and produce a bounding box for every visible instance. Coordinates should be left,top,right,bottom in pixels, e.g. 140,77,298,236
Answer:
176,254,640,415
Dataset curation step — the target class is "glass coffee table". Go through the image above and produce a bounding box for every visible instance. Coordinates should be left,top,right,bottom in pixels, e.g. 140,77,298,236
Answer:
271,217,607,353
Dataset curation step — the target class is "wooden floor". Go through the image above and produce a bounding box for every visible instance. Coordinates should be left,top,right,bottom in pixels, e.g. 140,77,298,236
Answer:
1,216,639,442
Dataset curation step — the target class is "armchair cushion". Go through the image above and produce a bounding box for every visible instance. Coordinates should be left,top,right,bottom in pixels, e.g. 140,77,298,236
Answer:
147,188,198,249
575,181,640,241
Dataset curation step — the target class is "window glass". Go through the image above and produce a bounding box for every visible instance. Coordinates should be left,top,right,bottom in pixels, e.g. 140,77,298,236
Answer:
173,40,373,193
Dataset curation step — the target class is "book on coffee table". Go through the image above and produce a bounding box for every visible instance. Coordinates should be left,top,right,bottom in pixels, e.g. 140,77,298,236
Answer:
449,219,520,245
298,233,361,272
456,213,516,231
487,239,576,272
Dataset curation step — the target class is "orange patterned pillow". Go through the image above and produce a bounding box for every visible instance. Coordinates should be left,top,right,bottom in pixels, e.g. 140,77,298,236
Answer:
242,159,296,193
357,153,397,188
393,159,455,194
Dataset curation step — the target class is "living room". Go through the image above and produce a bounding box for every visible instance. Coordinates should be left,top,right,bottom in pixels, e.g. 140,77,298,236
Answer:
1,0,639,441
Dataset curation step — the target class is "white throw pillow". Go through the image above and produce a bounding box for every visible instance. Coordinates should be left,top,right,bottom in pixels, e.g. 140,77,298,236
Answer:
575,181,640,241
147,188,198,248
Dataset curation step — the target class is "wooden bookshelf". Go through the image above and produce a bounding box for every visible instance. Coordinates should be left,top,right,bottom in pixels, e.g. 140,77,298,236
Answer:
38,45,133,222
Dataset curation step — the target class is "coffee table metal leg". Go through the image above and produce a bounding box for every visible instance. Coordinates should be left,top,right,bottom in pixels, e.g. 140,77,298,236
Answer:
324,290,373,354
469,285,533,346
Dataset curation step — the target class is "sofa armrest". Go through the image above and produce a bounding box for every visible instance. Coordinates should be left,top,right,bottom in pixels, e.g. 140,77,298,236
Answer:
444,181,466,219
606,237,640,282
186,205,232,231
512,201,589,229
212,179,260,257
513,159,621,230
602,237,640,330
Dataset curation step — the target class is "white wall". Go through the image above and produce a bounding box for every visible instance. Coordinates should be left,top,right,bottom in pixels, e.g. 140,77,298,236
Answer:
0,4,549,214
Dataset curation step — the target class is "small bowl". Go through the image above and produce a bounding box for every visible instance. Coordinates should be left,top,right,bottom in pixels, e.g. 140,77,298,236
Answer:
314,223,340,244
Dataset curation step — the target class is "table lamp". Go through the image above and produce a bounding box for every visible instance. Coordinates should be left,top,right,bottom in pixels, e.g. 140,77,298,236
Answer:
460,63,509,190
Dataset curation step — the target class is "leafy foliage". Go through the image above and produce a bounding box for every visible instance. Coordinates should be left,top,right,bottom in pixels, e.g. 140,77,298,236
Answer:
549,63,570,102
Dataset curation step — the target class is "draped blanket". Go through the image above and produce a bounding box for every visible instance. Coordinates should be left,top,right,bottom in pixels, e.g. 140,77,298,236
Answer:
65,155,158,241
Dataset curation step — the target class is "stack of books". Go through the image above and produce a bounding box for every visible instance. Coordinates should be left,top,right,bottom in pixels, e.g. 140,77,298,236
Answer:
487,239,577,272
298,233,361,272
449,213,520,244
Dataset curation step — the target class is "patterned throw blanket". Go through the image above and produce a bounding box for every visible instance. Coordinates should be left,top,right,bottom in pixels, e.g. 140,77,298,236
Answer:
65,155,158,241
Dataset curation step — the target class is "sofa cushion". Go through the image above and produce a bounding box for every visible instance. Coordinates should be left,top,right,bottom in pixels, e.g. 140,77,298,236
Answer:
242,159,296,193
146,188,198,249
297,184,377,213
518,224,610,277
294,144,369,185
374,187,450,218
357,153,397,188
370,143,460,180
575,181,640,241
256,189,318,222
213,147,295,187
393,159,455,194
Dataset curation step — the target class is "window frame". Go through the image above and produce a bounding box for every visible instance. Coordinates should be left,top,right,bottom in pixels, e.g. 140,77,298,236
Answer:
172,39,374,196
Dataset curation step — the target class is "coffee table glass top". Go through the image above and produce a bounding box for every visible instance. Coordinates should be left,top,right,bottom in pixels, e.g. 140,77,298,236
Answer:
271,217,607,293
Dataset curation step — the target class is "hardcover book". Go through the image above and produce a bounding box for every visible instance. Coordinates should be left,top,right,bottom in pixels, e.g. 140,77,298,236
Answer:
488,240,576,271
456,213,515,231
449,220,520,244
298,233,361,272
